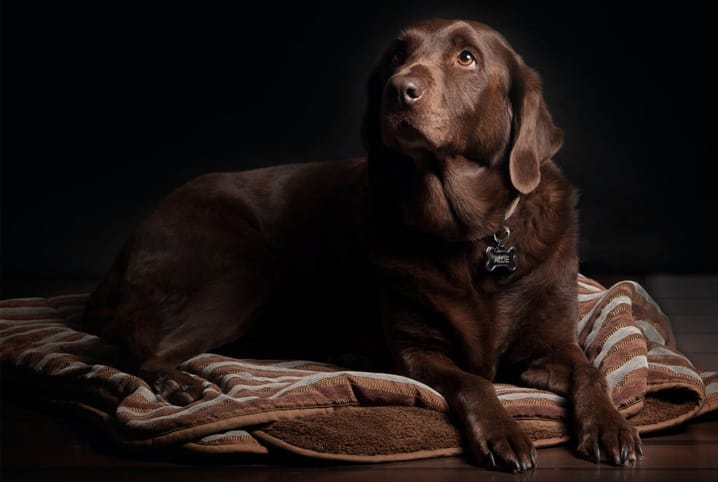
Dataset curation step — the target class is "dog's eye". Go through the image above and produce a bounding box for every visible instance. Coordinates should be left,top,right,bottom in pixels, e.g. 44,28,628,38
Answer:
457,50,476,67
391,47,407,66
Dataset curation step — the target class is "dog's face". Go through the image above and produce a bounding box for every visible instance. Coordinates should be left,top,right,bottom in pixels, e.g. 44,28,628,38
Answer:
379,19,514,166
364,19,564,240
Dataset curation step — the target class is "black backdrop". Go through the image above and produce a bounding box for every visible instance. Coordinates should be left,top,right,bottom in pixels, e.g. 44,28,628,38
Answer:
1,0,712,281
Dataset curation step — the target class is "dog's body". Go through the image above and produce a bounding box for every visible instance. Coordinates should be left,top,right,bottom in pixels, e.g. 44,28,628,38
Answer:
83,18,641,471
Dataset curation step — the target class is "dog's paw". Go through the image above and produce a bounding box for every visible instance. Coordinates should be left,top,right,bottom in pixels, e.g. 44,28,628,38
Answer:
466,413,537,472
576,408,642,465
151,371,205,406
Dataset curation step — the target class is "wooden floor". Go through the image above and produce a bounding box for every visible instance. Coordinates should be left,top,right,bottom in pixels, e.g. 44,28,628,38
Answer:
1,275,717,481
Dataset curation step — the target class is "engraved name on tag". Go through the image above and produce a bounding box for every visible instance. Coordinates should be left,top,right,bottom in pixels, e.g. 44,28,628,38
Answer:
485,245,517,272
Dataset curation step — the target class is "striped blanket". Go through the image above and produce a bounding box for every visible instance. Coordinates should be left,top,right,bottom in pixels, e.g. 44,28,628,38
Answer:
1,275,716,462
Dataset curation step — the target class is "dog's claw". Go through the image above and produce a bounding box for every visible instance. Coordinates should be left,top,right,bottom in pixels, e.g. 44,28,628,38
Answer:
621,445,630,463
636,442,644,458
509,457,522,473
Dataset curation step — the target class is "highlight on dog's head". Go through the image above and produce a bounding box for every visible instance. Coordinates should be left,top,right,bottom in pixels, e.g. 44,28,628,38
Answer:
362,18,563,196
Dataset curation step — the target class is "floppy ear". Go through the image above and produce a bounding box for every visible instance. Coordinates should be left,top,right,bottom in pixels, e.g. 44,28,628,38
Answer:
508,58,563,194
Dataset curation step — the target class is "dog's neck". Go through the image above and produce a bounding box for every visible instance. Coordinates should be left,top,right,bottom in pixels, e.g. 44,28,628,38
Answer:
368,149,522,244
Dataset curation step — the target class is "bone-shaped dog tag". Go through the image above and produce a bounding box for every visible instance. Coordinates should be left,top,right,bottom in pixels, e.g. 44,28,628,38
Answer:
485,245,517,272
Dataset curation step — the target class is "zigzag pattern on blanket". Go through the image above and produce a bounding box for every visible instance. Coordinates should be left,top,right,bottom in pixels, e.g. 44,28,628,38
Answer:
0,275,716,461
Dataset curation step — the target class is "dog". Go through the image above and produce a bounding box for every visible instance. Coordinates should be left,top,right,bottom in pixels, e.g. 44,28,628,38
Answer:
83,18,642,471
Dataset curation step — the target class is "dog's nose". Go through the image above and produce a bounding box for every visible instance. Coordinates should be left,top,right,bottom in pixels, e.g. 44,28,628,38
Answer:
391,77,424,106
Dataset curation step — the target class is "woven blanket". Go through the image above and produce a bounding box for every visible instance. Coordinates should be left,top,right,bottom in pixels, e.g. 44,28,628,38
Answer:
1,275,716,462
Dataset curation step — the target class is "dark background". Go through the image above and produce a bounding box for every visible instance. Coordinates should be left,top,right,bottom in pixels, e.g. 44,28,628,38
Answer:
1,0,712,283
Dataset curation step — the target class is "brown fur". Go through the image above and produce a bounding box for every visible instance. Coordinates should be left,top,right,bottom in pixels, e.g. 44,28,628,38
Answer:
83,18,641,471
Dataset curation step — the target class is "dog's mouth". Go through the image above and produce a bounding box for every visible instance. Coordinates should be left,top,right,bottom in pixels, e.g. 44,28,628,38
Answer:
394,118,425,143
381,114,434,154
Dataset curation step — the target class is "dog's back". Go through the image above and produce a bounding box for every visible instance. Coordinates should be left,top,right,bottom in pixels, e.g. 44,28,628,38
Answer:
82,158,388,403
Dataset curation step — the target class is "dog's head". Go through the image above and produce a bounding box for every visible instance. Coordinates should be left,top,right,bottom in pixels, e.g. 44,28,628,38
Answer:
364,19,563,240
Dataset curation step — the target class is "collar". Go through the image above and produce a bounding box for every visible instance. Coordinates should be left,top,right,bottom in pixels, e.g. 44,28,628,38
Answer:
504,195,520,221
484,196,520,272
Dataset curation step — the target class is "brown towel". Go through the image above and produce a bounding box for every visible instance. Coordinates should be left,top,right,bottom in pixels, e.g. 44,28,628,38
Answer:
1,275,716,462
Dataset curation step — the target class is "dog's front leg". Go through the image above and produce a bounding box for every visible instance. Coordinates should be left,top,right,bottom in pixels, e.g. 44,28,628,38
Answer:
520,343,642,465
397,347,537,472
380,273,536,472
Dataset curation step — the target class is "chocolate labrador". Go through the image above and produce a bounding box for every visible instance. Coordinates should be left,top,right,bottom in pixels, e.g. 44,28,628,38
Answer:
83,18,641,471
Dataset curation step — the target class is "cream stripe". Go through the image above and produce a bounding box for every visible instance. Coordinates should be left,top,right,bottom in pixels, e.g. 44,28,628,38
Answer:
23,329,78,346
199,430,252,443
227,381,293,396
648,346,692,364
0,318,66,325
222,372,305,382
494,386,537,393
0,306,57,316
17,333,95,363
266,370,443,400
625,281,665,315
117,394,178,419
650,362,703,382
577,292,628,335
705,383,718,396
55,361,89,375
133,386,160,402
34,352,66,371
0,297,46,304
83,364,112,379
220,373,304,385
497,392,565,403
196,359,318,376
606,355,648,390
583,295,633,349
272,360,330,368
578,279,602,292
121,393,261,424
0,326,65,342
593,326,643,368
577,293,608,333
635,320,666,345
108,372,134,388
578,291,608,302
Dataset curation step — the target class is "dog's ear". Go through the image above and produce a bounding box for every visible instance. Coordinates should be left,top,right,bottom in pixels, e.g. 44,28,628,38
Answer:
508,57,563,194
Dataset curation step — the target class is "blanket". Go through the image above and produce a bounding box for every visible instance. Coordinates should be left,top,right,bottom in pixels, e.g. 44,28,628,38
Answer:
1,275,716,462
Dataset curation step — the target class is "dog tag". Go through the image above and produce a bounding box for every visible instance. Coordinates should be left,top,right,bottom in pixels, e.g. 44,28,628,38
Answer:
485,245,517,272
485,226,517,272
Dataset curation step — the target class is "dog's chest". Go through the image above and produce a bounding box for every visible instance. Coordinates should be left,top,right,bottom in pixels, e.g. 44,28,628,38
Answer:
457,251,522,378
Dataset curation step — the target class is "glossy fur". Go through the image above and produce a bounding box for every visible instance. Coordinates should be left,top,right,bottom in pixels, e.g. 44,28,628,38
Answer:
83,18,641,471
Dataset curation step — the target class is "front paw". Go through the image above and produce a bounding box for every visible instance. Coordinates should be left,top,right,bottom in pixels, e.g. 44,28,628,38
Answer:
466,413,537,472
576,408,642,465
